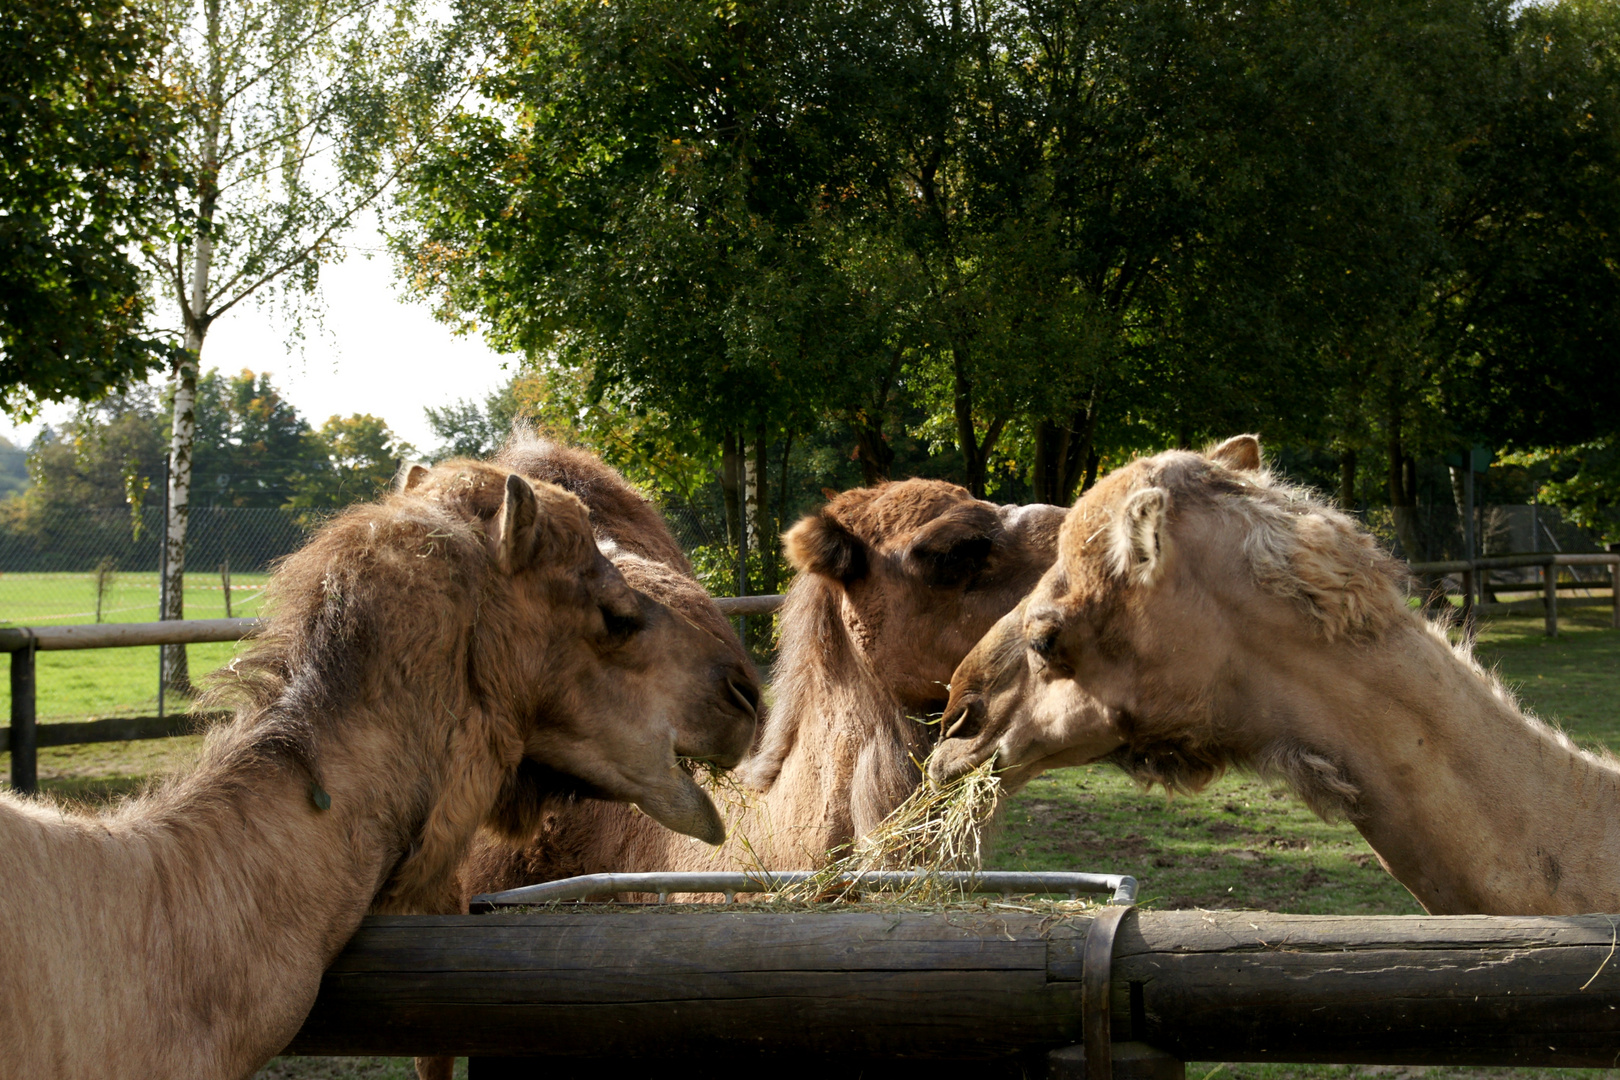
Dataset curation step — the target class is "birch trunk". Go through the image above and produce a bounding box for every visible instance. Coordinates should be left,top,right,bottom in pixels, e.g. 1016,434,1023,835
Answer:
163,3,223,695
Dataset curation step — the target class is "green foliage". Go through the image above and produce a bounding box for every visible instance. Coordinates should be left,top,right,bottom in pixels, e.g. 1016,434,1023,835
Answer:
287,414,416,513
0,0,182,416
1504,441,1620,545
394,0,1620,542
0,438,27,500
190,369,316,507
423,375,524,461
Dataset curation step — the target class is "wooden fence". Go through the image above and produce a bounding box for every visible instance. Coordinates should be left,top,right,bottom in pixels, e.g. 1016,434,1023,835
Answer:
281,907,1620,1078
0,594,786,794
1409,552,1620,636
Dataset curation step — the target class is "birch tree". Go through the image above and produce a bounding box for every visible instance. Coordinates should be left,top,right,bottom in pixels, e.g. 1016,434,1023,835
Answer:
149,0,454,689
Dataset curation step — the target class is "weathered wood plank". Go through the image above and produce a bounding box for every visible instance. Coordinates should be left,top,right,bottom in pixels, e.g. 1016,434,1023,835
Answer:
0,713,218,753
1116,912,1620,1065
283,910,1620,1066
287,913,1080,1058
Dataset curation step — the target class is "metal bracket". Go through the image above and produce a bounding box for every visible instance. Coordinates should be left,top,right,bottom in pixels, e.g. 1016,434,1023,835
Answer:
1082,903,1135,1080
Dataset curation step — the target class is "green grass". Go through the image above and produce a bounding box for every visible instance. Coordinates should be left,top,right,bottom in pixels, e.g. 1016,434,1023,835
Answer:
0,571,268,725
0,570,270,625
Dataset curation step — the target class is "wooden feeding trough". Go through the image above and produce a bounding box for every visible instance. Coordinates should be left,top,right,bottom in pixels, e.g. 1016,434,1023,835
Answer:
284,873,1620,1079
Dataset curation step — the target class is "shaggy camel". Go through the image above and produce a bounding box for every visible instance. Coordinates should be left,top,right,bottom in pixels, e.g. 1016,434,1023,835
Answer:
0,458,755,1080
460,465,1066,887
935,434,1620,915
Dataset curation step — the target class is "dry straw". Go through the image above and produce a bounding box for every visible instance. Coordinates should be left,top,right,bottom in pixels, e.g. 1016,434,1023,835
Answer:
760,757,1005,905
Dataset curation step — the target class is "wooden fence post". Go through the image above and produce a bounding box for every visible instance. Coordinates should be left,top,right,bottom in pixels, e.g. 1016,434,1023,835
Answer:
1610,548,1619,630
1462,567,1475,633
9,635,37,794
1544,561,1559,638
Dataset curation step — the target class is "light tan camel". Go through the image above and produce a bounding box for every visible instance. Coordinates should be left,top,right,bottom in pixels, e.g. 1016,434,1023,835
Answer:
0,458,755,1080
935,434,1620,916
459,467,1066,887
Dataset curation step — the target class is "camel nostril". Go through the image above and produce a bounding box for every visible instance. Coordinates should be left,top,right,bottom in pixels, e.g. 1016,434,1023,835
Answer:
942,697,986,741
728,678,760,718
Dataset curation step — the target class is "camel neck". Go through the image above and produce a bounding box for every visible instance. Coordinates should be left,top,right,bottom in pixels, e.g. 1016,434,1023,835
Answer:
0,705,440,1077
1240,619,1620,915
728,586,924,868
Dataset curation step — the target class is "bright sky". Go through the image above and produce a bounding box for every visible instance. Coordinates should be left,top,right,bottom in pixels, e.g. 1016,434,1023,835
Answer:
0,223,520,456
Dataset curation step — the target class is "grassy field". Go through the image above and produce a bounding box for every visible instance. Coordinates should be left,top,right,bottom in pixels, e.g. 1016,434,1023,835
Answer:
1,606,1613,1079
0,571,269,726
0,570,270,625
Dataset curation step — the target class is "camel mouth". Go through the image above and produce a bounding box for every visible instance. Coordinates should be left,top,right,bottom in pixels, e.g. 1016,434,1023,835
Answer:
927,734,995,786
633,767,728,845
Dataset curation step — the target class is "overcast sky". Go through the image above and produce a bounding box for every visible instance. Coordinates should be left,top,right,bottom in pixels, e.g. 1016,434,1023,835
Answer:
0,223,520,456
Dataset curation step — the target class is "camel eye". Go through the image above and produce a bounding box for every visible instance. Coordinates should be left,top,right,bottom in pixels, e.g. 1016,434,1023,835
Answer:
1030,627,1059,658
600,606,643,640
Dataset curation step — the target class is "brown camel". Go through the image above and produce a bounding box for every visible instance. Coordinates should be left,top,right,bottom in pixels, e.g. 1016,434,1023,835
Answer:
0,458,755,1079
459,464,1067,888
935,434,1620,916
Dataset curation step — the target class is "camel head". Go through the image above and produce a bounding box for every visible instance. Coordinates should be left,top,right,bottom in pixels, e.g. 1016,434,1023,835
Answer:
932,435,1409,801
783,479,1066,711
400,460,758,846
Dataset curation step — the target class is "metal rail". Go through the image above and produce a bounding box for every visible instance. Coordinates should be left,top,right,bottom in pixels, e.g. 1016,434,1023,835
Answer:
472,869,1139,907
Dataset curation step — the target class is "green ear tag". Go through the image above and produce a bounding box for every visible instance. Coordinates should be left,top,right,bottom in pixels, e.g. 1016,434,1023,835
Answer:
310,782,331,812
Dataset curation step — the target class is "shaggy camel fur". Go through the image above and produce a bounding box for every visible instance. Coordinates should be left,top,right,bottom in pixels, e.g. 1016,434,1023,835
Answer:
0,458,755,1080
460,469,1066,888
936,434,1620,915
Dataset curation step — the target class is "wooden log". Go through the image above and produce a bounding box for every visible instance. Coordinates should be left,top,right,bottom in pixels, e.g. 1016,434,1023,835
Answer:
288,912,1086,1059
1116,911,1620,1066
713,594,784,616
0,713,220,754
1545,563,1559,637
0,618,259,653
285,911,1620,1066
9,642,35,793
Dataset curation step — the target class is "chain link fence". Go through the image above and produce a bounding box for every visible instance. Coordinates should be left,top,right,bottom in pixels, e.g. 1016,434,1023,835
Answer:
0,507,315,724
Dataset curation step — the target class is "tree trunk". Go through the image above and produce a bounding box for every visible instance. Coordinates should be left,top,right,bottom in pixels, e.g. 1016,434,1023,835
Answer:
162,0,226,698
1031,420,1070,506
1387,424,1423,561
951,341,986,496
750,423,774,598
1032,395,1099,506
852,419,893,487
1339,449,1358,511
721,432,745,598
1081,449,1101,494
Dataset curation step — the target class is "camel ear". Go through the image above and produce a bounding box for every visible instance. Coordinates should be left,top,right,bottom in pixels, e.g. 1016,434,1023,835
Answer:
497,473,540,573
1113,486,1169,582
1208,435,1262,473
784,509,867,582
395,461,431,493
906,507,997,586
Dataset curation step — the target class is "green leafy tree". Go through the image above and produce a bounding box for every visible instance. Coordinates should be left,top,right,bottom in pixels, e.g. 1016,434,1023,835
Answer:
189,368,318,506
424,374,525,461
288,413,415,511
0,0,182,416
148,0,460,689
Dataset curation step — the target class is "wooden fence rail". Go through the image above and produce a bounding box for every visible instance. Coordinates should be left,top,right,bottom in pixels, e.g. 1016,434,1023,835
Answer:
0,594,787,794
282,909,1620,1076
1407,552,1619,636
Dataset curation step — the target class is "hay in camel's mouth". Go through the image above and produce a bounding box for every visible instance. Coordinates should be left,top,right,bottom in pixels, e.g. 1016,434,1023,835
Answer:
755,757,1005,905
